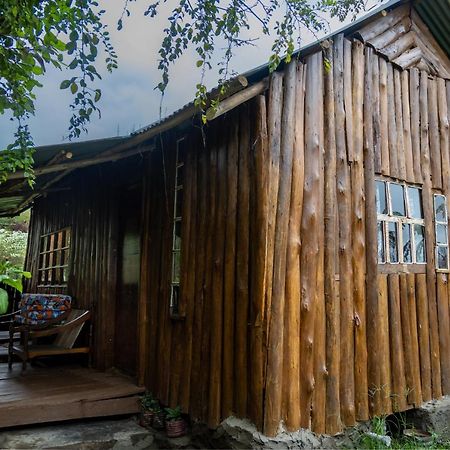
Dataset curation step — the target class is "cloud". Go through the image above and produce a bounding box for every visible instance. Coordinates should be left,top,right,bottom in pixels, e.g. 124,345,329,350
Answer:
0,0,386,149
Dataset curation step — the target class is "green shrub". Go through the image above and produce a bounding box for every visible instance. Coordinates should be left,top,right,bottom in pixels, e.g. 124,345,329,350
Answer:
0,229,28,268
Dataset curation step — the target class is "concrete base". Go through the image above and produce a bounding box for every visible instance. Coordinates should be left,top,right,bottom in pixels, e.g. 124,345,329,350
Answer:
0,418,155,449
406,396,450,440
208,417,372,449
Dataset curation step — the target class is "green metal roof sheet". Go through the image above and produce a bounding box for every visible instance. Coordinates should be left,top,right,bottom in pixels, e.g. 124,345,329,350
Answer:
415,0,450,58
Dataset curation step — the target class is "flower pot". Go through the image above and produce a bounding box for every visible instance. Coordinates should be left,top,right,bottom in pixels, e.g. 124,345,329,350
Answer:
165,418,187,438
152,410,166,430
140,410,154,428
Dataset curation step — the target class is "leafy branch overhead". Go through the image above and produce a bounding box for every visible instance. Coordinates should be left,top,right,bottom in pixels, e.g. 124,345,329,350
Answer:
0,0,368,184
0,0,117,184
135,0,367,117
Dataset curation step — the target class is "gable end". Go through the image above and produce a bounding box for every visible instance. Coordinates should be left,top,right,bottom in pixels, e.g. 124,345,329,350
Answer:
354,4,450,79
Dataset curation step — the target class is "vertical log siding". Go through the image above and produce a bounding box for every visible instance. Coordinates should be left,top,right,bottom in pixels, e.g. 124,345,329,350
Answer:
24,32,450,437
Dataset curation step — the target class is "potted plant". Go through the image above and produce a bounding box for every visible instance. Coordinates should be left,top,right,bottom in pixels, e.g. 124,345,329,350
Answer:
151,404,166,430
0,261,31,315
139,392,159,428
165,406,187,438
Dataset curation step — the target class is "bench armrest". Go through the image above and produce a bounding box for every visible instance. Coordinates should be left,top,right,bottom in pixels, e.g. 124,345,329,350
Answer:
30,311,92,338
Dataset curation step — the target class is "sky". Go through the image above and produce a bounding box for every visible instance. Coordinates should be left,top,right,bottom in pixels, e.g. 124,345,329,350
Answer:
0,0,386,149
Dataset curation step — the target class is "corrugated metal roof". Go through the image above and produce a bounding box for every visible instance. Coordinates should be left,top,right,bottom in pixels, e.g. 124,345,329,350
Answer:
0,136,130,216
415,0,450,57
132,0,408,137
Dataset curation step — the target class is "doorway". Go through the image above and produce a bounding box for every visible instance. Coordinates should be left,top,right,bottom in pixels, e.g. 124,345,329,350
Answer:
114,185,142,376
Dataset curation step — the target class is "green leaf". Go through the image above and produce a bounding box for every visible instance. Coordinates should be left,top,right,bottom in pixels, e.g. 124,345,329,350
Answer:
69,59,78,70
2,278,22,292
70,82,78,94
0,289,8,315
69,30,79,42
94,89,101,102
60,80,71,89
196,60,203,67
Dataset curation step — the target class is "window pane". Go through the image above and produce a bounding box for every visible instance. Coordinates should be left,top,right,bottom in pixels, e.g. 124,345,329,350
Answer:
40,236,47,253
408,187,423,219
437,246,449,270
176,164,184,187
402,223,412,263
388,222,399,263
63,267,69,283
376,181,388,215
377,221,385,263
390,183,406,217
173,220,182,250
172,251,181,283
414,224,426,263
175,188,184,218
437,224,448,245
435,195,447,222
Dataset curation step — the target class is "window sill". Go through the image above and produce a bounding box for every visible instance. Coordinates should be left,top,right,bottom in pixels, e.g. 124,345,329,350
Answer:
378,264,426,274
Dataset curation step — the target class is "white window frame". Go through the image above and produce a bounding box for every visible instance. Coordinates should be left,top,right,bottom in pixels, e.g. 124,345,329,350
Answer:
434,194,449,271
170,137,185,315
37,227,72,287
376,180,426,265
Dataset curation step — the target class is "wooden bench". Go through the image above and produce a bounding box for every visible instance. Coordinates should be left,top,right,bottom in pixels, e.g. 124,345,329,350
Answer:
9,309,92,372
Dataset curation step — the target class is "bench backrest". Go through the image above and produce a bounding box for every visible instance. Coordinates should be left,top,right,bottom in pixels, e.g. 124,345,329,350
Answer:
15,294,72,326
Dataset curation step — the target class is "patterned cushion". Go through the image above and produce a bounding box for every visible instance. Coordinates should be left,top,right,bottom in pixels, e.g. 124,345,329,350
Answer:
15,294,72,326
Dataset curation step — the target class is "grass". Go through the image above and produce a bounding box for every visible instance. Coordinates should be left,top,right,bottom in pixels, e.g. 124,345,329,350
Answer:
357,415,450,449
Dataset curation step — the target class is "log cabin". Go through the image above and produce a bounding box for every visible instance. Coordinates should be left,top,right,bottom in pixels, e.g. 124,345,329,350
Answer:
1,0,450,437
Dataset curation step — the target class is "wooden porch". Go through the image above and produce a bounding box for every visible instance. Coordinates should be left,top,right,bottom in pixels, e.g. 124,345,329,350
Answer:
0,364,144,428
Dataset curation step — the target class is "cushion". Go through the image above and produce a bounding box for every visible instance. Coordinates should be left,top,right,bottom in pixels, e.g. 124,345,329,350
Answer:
15,294,72,326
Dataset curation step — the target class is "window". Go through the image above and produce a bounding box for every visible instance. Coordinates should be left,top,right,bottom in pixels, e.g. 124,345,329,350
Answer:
434,194,449,270
170,138,186,315
376,181,426,264
38,227,71,286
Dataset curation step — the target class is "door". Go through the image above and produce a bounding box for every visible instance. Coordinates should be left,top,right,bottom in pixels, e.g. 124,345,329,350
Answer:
114,186,141,375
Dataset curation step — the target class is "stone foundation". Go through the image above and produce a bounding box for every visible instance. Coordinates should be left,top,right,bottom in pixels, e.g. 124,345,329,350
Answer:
405,395,450,440
206,417,372,449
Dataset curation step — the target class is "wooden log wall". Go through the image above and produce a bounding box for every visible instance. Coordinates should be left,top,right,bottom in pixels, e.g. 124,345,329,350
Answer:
23,159,144,370
260,35,450,434
23,31,450,438
232,35,450,434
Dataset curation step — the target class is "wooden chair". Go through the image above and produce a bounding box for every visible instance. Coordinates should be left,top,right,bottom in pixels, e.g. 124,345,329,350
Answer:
8,309,92,372
0,309,20,346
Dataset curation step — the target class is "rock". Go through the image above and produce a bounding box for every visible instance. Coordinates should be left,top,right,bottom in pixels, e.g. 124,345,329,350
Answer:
406,395,450,440
364,432,391,447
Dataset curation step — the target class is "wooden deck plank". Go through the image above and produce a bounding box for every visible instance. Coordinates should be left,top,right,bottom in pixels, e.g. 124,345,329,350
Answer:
0,364,144,428
0,396,141,428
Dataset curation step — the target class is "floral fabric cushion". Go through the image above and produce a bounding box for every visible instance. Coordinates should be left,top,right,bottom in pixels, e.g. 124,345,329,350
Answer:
15,294,72,326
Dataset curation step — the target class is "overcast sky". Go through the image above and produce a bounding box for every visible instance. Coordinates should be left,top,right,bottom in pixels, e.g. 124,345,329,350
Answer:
0,0,385,149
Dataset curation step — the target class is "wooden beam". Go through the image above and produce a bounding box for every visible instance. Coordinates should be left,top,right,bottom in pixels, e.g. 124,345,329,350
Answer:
8,145,154,180
205,78,269,121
